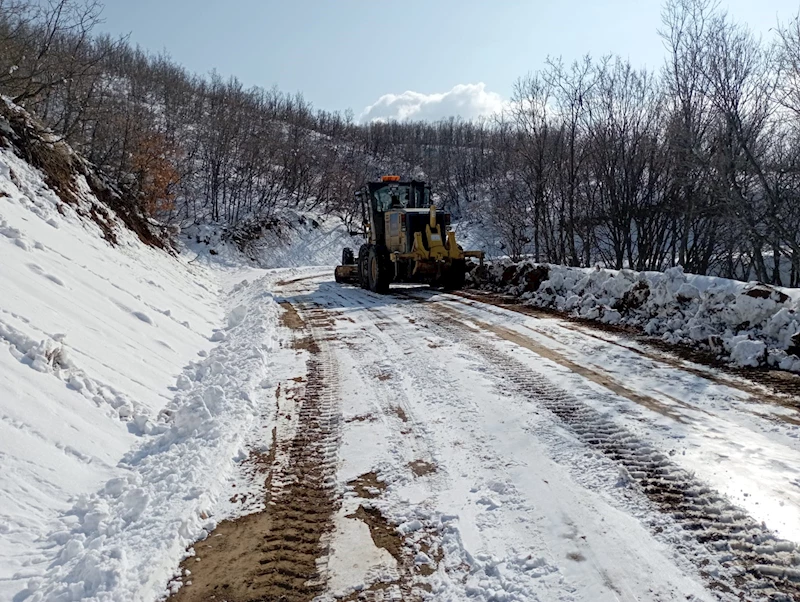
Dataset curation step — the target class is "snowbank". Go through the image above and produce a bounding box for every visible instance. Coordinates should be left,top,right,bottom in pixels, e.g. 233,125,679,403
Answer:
32,276,280,602
471,261,800,372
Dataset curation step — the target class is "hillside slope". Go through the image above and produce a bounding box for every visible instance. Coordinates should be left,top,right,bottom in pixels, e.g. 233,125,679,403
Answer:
0,103,223,599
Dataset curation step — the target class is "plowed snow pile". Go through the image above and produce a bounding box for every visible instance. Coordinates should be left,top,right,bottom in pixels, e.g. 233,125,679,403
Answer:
473,261,800,372
0,105,282,601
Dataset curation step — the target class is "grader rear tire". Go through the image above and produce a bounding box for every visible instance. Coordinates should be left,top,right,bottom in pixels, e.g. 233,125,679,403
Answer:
442,259,467,290
342,247,355,265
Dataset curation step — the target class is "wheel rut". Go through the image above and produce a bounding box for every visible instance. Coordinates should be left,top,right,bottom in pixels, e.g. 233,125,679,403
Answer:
167,302,341,602
455,289,800,415
427,304,800,602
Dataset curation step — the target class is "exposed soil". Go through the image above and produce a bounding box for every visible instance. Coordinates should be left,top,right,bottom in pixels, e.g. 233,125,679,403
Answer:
390,406,408,422
408,460,437,477
167,302,340,602
344,413,377,424
348,506,404,563
275,273,328,287
347,472,387,499
341,505,435,601
279,301,305,331
229,430,277,508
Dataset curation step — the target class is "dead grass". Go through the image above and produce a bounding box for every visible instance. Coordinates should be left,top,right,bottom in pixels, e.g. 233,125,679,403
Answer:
0,98,168,250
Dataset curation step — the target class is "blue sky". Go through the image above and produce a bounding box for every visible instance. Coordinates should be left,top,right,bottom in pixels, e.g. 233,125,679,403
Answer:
97,0,797,121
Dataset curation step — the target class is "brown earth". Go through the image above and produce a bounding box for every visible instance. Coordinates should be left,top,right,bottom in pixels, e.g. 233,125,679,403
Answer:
390,406,408,422
167,302,339,602
279,301,305,330
408,460,437,477
339,505,436,601
347,472,387,499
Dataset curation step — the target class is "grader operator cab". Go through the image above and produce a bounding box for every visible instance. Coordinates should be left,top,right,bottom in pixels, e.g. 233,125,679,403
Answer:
335,176,483,293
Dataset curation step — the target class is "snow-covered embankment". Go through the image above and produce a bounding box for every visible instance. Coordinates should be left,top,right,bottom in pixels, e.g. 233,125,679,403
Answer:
0,102,280,600
471,261,800,372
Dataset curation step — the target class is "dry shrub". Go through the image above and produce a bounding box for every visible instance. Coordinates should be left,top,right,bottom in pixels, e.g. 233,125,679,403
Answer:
0,100,79,203
130,131,181,217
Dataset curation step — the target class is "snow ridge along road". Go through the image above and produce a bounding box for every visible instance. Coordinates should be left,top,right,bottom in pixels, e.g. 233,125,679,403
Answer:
170,271,800,602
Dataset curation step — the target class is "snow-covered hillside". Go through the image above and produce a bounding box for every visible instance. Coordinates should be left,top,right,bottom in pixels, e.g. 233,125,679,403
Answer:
0,109,231,598
184,212,361,270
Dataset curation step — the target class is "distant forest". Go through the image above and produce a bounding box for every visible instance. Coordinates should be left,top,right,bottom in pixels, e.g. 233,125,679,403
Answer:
2,0,800,283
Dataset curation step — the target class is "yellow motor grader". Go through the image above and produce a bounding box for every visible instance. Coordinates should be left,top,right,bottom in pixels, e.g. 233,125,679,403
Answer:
335,176,483,293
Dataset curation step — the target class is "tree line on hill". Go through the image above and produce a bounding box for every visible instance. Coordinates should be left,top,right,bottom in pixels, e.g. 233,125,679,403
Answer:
1,0,800,283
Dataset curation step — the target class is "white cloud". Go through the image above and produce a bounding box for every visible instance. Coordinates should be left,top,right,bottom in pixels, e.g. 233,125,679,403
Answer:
360,82,506,123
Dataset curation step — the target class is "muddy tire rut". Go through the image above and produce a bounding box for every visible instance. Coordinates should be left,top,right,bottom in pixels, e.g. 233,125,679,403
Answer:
456,289,800,412
167,303,341,602
428,305,800,602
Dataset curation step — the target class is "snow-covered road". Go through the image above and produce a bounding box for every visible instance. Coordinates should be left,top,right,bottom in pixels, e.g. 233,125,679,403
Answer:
174,270,800,602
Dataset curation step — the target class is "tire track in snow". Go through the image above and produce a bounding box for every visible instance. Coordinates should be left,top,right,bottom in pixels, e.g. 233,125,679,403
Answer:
455,289,800,416
292,284,574,600
168,300,341,602
299,291,455,600
342,300,578,601
427,303,800,602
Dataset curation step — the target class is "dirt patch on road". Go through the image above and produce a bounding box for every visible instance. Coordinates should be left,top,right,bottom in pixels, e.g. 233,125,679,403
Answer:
168,304,340,602
276,272,327,287
348,506,404,563
343,505,443,599
347,472,387,499
408,460,437,477
391,406,408,422
279,301,305,330
344,412,377,424
281,304,321,353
